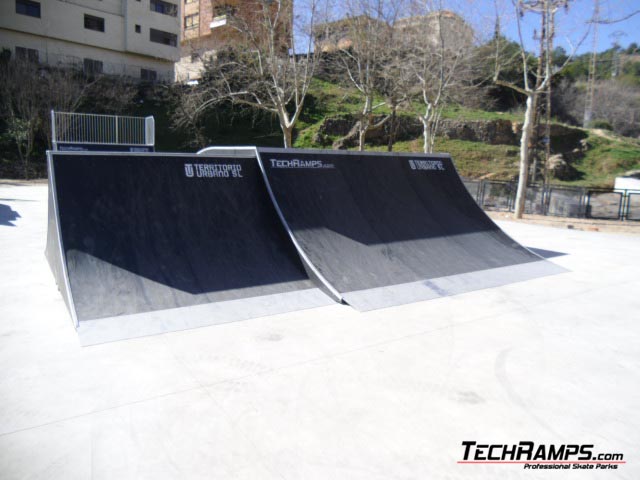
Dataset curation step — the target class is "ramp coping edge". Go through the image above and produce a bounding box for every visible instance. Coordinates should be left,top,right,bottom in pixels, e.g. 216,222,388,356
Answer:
47,151,79,328
251,147,344,303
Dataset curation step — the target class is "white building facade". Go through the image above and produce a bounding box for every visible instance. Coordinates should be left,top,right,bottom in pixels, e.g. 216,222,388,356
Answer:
0,0,181,81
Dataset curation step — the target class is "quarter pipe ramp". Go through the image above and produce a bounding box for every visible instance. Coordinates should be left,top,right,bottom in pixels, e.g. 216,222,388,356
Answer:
46,150,332,344
257,148,565,310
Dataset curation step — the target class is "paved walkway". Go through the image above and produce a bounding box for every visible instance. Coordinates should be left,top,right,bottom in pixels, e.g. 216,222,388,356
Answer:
1,184,638,479
487,210,640,235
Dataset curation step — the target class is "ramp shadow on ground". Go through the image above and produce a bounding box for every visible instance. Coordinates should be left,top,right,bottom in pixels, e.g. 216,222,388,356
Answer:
0,204,20,226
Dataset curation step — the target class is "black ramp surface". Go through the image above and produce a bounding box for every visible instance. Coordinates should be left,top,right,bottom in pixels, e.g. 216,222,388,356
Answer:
258,148,564,310
46,151,332,343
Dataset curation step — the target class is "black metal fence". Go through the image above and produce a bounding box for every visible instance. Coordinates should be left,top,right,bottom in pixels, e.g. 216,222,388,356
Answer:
462,179,640,221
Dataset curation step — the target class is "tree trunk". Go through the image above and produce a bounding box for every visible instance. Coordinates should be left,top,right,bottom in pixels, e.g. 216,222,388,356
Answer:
25,128,34,180
429,125,436,153
281,125,293,149
422,119,436,154
16,132,30,181
529,8,546,184
387,106,396,152
531,152,538,183
543,81,552,188
358,125,366,151
358,96,372,152
514,94,535,219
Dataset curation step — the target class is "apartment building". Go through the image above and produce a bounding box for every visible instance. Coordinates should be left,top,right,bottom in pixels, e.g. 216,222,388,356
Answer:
177,0,287,81
176,0,240,81
315,11,474,54
394,11,474,51
0,0,181,81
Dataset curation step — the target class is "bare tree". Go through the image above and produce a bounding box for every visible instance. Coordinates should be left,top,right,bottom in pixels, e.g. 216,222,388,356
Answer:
493,0,584,218
588,8,640,24
583,2,639,126
376,23,413,151
38,67,95,150
180,0,323,148
84,76,137,115
170,83,210,149
556,79,640,137
333,0,404,150
0,59,43,179
404,1,475,152
0,54,139,178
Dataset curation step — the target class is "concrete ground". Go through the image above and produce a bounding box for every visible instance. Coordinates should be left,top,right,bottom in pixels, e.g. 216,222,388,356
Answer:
1,183,639,479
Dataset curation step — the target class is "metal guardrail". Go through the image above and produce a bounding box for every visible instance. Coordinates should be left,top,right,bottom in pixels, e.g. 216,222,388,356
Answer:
34,51,174,83
546,186,586,218
585,191,624,220
51,111,155,148
627,193,640,221
462,178,640,222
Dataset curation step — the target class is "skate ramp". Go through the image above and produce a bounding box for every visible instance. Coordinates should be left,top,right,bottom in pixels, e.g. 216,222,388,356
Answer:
257,148,565,310
45,150,333,344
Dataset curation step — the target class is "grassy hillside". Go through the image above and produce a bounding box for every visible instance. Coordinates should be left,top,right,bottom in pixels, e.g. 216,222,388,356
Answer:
293,81,640,187
3,76,636,185
570,132,640,186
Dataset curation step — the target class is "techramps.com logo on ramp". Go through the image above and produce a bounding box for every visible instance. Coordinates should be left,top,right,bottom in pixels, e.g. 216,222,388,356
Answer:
458,441,625,471
184,163,243,178
269,158,335,169
409,159,445,171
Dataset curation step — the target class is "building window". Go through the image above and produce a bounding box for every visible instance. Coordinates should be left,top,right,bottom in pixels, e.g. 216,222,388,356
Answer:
15,47,39,63
83,58,103,76
16,0,41,18
135,24,141,33
150,28,177,47
184,13,199,29
84,14,105,32
150,0,177,17
141,69,158,82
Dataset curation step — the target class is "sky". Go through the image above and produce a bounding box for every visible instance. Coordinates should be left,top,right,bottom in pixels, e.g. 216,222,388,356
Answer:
296,0,639,55
466,0,640,54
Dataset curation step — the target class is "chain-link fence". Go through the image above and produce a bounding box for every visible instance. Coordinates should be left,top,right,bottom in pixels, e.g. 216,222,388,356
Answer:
461,178,640,221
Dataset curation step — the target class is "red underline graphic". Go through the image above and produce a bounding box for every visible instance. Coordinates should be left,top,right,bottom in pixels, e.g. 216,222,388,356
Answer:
458,461,626,464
